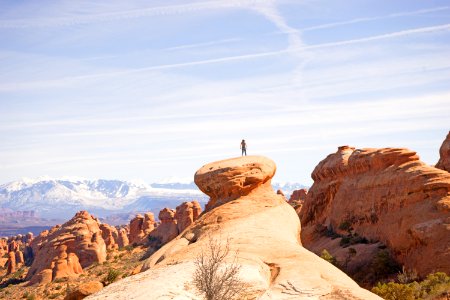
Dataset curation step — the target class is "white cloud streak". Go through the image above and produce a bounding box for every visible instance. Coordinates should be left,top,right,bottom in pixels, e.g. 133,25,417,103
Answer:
1,22,449,92
0,0,269,29
302,6,450,31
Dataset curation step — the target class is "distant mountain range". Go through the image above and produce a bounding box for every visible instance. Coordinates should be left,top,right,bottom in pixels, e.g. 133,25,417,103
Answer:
0,178,307,221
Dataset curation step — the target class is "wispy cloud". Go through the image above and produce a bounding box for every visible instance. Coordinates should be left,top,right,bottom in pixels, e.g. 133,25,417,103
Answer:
304,23,450,49
165,38,242,51
302,6,450,31
0,0,268,29
1,22,449,92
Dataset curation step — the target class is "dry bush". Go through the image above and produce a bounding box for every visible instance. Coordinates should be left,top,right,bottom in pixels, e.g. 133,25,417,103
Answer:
193,235,249,300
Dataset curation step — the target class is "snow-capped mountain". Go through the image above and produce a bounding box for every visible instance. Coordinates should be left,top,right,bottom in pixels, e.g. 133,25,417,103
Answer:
0,177,308,220
0,178,206,219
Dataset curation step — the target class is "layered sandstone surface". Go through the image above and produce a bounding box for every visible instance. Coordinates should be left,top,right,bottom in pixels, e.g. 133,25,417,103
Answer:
300,146,450,276
89,156,380,299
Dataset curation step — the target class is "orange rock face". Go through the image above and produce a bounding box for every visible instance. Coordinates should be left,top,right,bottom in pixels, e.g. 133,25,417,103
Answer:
174,201,202,233
300,146,450,276
129,213,156,245
6,251,16,274
436,131,450,172
99,223,119,250
26,211,107,284
289,188,308,202
117,227,129,248
149,208,178,245
195,155,276,211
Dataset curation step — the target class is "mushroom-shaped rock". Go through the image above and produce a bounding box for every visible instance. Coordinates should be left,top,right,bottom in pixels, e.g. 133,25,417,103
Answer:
195,155,276,210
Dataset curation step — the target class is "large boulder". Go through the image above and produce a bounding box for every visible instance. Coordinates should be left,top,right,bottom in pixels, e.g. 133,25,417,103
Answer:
195,155,276,211
300,146,450,276
65,281,103,300
436,131,450,172
88,156,380,299
26,211,107,284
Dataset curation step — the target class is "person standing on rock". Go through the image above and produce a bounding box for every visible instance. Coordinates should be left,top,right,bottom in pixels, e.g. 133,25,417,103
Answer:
240,139,247,156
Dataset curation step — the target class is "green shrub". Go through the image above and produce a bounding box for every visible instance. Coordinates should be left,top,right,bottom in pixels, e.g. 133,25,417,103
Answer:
372,271,450,300
372,282,417,300
338,220,352,232
418,272,450,298
104,268,121,285
26,294,36,300
320,249,337,266
369,249,400,278
397,266,418,284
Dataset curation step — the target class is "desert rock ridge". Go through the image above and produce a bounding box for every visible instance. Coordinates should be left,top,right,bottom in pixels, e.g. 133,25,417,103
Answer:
301,146,450,277
88,156,380,299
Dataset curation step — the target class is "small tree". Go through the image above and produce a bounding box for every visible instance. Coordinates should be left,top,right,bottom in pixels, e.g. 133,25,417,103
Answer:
193,235,248,300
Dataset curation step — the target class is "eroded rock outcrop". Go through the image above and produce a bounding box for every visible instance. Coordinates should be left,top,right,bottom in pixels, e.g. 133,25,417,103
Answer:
90,156,380,299
436,131,450,172
174,201,202,233
117,227,129,248
99,223,119,250
289,188,308,202
26,211,107,284
148,208,178,245
300,146,450,276
129,213,156,245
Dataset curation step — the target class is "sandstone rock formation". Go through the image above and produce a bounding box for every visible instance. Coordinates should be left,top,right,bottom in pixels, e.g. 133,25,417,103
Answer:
288,188,307,215
436,131,450,172
195,156,276,211
174,201,202,233
129,213,156,245
99,223,119,250
289,188,308,202
300,146,450,277
26,211,107,284
117,227,129,248
6,251,16,274
2,232,34,275
89,156,380,299
148,208,178,245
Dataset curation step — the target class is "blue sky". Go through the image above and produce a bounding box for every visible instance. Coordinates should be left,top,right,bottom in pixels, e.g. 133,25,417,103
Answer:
0,0,449,185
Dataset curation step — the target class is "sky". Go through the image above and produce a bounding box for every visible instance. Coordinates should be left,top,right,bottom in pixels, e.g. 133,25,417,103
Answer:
0,0,449,186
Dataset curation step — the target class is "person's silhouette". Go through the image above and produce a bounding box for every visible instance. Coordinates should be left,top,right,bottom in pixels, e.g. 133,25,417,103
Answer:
240,139,247,156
